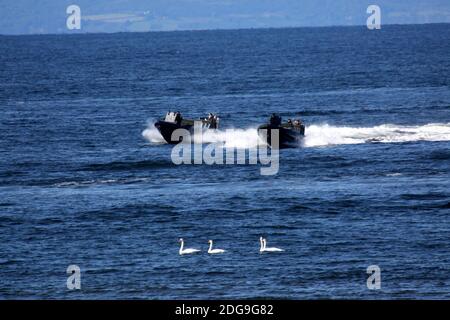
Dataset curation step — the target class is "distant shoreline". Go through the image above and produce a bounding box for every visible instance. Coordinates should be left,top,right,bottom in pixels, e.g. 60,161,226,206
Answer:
1,22,449,37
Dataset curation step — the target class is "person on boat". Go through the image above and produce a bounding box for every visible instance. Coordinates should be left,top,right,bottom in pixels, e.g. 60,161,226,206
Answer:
204,113,213,128
287,119,293,126
208,114,219,129
270,113,281,127
175,112,182,125
213,114,219,129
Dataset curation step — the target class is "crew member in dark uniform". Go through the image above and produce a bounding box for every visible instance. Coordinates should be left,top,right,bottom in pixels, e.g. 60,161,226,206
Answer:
175,112,182,125
269,113,282,126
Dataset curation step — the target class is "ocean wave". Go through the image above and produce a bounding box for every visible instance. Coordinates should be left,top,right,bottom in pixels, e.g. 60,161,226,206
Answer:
52,177,151,188
428,149,450,160
81,160,173,171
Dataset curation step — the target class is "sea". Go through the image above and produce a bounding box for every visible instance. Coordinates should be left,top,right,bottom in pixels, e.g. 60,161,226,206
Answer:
0,24,449,299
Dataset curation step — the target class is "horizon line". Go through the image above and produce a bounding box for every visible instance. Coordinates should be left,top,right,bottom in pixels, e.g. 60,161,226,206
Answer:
1,22,449,37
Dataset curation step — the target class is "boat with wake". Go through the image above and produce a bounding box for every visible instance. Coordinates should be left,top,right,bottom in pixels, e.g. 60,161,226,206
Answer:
257,114,305,148
154,111,219,144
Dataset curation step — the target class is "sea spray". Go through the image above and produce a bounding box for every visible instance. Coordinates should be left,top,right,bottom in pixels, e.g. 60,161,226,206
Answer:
142,119,166,144
302,123,450,147
144,121,450,148
170,122,279,175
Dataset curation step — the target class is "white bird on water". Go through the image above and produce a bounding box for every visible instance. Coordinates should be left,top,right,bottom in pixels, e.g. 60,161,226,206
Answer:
260,237,284,252
208,240,226,254
259,236,265,253
179,238,201,255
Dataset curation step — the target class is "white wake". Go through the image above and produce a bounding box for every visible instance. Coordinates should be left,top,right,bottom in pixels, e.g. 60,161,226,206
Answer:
142,121,262,148
303,123,450,147
142,121,166,144
142,122,450,148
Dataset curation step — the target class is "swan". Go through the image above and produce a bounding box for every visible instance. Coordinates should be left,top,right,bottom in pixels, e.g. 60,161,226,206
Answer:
261,238,284,252
259,236,265,253
208,240,225,254
179,238,201,255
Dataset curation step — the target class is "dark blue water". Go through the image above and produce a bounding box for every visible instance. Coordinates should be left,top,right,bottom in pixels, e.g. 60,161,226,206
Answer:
1,24,449,299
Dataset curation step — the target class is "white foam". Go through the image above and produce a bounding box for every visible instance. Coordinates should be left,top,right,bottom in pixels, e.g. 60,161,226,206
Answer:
142,121,450,148
303,123,450,147
141,121,263,148
141,119,166,144
196,128,263,149
386,173,403,177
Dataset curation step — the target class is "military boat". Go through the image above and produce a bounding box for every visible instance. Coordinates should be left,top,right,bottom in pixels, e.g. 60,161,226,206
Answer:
154,111,219,144
258,114,305,148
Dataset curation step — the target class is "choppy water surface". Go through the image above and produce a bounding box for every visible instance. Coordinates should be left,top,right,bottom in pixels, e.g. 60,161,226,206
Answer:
0,24,449,299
